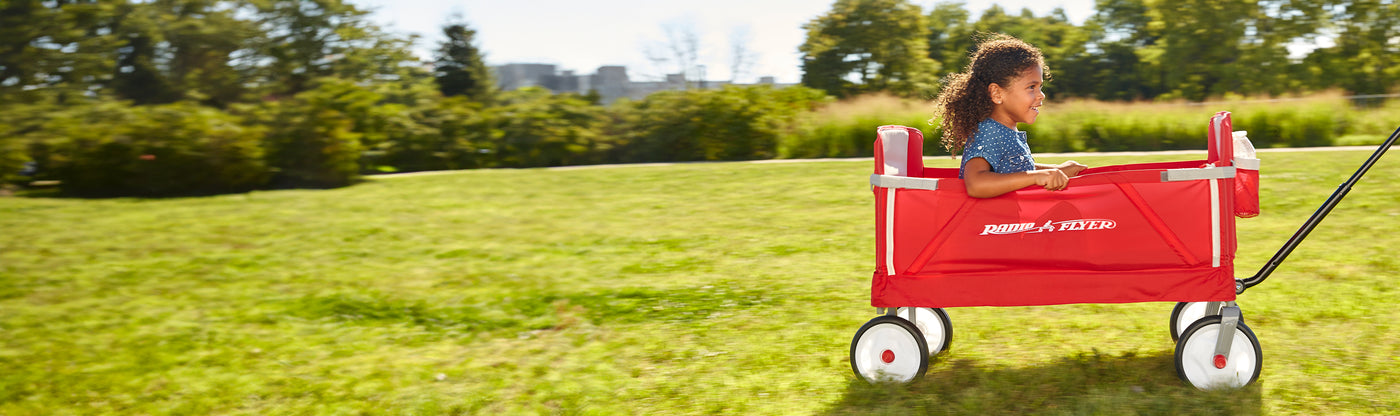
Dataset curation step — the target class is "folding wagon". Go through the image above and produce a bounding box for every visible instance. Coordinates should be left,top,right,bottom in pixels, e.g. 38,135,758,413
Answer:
851,111,1400,389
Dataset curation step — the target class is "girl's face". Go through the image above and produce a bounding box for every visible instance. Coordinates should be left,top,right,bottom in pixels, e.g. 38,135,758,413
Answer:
989,65,1045,129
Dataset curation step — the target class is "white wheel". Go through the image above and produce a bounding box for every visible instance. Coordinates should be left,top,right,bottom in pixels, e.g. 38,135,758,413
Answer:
850,316,928,383
896,307,952,356
1175,316,1262,390
1170,302,1217,341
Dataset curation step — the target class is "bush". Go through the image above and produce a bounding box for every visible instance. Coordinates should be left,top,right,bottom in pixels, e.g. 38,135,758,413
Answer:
0,102,64,187
623,85,828,162
0,125,30,187
257,80,369,188
1028,106,1206,153
780,94,946,158
486,88,609,168
49,101,268,197
1340,97,1400,140
1237,108,1334,148
368,97,491,173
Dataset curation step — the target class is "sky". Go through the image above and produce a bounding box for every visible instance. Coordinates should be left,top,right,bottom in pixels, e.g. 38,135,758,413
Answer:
350,0,1096,84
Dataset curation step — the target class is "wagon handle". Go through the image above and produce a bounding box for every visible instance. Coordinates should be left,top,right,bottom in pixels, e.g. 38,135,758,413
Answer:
1239,124,1400,294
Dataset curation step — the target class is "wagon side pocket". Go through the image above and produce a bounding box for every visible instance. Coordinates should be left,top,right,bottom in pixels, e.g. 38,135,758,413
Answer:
1234,157,1259,218
1231,130,1260,218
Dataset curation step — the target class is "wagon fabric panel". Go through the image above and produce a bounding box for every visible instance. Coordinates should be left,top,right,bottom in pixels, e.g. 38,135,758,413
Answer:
872,165,1238,308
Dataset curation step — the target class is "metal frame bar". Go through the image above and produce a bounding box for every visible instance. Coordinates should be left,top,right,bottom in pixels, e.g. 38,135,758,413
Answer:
1212,303,1242,360
870,174,940,191
1239,125,1400,293
1161,166,1236,182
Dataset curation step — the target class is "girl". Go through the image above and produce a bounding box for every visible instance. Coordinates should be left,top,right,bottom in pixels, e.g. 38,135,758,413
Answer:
931,35,1086,198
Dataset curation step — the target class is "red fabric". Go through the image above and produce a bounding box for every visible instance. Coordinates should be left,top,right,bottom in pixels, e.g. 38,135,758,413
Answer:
1235,168,1260,218
1208,111,1233,167
871,114,1241,308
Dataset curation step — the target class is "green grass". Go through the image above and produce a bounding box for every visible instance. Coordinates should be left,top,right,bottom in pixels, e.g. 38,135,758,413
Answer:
3,147,1400,415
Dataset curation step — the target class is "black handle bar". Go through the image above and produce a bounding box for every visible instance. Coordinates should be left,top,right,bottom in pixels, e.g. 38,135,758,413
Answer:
1239,124,1400,294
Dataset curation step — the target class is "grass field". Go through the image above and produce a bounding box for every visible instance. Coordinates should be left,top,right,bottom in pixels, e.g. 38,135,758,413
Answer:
3,145,1400,415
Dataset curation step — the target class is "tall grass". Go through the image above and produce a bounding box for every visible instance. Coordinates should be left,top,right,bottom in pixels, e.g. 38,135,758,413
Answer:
780,92,1400,158
780,94,949,159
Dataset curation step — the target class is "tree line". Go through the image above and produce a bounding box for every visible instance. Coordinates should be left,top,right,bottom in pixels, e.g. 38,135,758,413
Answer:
0,0,831,196
1,0,1396,197
800,0,1400,101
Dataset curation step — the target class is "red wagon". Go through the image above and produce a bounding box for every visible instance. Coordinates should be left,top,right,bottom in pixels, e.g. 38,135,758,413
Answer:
851,111,1400,389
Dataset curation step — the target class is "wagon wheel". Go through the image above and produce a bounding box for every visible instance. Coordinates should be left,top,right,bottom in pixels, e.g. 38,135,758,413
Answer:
896,307,952,356
1174,316,1263,390
850,315,928,383
1170,302,1243,341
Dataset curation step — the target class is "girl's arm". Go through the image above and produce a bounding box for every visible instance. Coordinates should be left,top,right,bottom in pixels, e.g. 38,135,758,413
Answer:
1036,160,1088,177
964,157,1069,198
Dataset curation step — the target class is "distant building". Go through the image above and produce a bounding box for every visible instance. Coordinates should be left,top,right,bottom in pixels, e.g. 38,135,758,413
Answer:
494,64,557,91
490,63,795,104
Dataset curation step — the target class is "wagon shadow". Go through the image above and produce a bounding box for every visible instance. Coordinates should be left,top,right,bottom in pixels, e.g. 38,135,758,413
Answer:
821,350,1262,416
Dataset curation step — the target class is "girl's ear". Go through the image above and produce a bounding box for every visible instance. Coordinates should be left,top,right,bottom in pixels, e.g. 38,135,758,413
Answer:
988,82,1004,105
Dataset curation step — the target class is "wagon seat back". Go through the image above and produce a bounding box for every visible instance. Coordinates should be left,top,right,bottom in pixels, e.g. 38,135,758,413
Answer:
1207,111,1234,169
874,125,926,178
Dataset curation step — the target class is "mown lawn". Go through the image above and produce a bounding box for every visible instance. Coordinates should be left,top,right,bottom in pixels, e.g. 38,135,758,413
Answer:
2,147,1398,415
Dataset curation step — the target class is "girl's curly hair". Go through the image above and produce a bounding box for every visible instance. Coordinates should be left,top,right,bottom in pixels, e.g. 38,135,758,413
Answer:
930,34,1049,154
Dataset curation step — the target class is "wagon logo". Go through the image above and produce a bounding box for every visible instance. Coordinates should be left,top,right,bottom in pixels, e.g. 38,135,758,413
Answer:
980,219,1117,236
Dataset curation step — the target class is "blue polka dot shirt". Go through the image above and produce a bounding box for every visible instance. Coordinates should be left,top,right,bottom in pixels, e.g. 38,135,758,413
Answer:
959,118,1036,178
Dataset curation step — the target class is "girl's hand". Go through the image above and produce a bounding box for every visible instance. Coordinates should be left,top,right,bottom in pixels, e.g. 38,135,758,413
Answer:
1057,161,1088,177
1034,168,1070,191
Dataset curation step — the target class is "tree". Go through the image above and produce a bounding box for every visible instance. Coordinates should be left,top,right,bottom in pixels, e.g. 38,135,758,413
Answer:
642,19,702,85
0,0,121,104
108,1,181,105
246,0,408,97
799,0,940,98
727,25,758,83
959,5,1093,99
925,1,974,77
1083,0,1324,101
433,17,494,102
1083,0,1165,99
1153,0,1255,100
156,0,261,107
1222,0,1327,96
1302,0,1400,95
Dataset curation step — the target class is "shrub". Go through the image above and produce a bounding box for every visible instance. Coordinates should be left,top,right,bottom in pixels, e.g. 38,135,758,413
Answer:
433,97,497,170
258,79,370,188
623,85,828,162
0,102,64,187
0,123,30,187
486,88,609,168
367,97,493,173
49,101,268,197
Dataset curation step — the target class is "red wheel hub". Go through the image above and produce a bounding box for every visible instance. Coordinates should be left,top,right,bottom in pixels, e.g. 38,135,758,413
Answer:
1213,354,1228,369
881,349,896,364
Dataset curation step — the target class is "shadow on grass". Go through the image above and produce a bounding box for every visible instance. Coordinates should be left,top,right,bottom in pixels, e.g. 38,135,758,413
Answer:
822,350,1262,416
274,285,774,333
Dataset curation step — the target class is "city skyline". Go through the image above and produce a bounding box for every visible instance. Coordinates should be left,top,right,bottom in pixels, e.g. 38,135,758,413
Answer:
492,63,795,104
